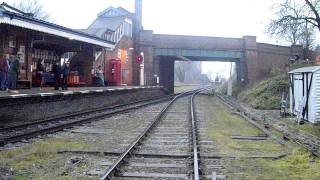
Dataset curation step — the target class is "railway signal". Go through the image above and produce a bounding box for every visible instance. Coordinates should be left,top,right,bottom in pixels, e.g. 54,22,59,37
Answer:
136,54,143,63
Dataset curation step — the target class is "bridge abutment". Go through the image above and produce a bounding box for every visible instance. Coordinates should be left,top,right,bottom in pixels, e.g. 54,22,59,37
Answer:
242,36,258,85
158,57,175,93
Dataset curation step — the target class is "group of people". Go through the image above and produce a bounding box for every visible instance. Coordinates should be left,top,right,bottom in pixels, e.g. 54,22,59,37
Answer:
0,53,71,92
37,60,70,91
0,53,21,91
51,61,70,90
35,59,70,91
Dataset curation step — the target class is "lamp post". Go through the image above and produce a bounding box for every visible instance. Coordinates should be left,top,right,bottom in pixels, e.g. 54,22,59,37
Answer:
140,52,144,86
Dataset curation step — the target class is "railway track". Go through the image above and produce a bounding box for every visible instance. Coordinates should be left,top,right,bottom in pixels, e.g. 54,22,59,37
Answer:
2,89,317,179
216,93,320,157
0,94,178,146
100,88,226,180
100,90,201,179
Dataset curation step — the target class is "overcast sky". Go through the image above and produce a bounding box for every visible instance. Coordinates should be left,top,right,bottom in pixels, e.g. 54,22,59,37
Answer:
3,0,316,79
4,0,282,42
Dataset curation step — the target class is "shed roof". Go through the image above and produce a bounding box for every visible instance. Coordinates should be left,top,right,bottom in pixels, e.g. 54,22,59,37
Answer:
288,66,320,74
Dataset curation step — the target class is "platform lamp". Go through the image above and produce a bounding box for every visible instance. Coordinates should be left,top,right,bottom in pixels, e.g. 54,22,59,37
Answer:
139,52,144,86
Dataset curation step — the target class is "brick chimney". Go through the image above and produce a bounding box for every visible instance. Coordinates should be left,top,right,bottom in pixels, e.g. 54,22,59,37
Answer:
133,0,143,86
134,0,142,35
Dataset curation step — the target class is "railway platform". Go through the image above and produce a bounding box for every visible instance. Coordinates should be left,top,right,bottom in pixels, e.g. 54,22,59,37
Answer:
0,86,158,99
0,86,167,126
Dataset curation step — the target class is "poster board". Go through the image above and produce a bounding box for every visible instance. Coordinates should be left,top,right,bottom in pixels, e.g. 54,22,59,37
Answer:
18,46,26,80
316,55,320,65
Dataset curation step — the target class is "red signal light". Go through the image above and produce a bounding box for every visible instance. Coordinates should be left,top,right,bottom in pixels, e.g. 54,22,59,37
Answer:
136,55,143,63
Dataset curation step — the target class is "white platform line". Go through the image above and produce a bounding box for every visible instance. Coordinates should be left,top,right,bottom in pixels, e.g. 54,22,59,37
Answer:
9,94,29,98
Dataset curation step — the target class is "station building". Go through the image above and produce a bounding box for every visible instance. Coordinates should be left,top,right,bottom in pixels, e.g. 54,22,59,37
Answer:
78,6,135,86
0,3,115,88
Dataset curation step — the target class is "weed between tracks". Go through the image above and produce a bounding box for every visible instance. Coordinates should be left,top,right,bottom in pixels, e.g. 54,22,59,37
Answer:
283,118,320,138
174,84,202,93
0,139,90,179
197,95,320,179
206,97,284,156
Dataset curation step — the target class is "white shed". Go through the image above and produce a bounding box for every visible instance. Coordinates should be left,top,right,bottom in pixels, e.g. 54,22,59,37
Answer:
288,66,320,124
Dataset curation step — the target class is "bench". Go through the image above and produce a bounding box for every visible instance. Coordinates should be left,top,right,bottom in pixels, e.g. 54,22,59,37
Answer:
17,80,32,89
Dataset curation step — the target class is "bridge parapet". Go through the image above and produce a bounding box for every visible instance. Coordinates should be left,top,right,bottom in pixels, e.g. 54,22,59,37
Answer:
154,48,243,61
153,34,243,50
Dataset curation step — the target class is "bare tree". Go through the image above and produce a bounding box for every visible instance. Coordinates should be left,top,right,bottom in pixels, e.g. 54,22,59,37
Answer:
273,0,320,31
13,0,50,21
267,18,302,45
175,61,189,82
174,61,207,84
267,0,317,49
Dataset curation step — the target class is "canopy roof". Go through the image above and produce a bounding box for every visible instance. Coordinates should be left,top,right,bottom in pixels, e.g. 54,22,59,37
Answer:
0,3,115,49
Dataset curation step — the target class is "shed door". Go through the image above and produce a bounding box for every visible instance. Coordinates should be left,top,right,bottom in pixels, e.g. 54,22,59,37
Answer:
293,74,305,115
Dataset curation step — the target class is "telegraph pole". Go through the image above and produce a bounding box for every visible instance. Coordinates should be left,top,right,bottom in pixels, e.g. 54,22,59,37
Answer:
227,62,233,96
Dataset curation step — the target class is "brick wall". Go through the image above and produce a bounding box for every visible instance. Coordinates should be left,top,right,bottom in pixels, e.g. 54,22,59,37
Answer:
243,36,258,84
0,87,167,124
153,34,243,50
137,31,304,91
256,43,303,79
100,36,135,85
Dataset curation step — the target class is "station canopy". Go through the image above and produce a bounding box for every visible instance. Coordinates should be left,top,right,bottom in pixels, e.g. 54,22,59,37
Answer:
0,3,115,49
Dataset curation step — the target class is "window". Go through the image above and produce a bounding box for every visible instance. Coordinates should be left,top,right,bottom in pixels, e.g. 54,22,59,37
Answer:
129,23,132,37
120,23,123,36
125,50,129,64
117,49,121,58
117,28,121,41
112,33,116,42
8,36,16,48
123,22,128,36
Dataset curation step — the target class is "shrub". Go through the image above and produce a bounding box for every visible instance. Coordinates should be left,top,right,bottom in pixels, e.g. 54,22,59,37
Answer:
239,75,289,109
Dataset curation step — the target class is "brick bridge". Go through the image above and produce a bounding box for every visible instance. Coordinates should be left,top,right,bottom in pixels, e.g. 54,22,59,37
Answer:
135,30,303,92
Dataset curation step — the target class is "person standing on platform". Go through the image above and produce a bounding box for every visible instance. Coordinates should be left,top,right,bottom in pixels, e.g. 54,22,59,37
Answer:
0,56,3,90
0,54,10,91
62,61,70,90
51,61,61,90
8,53,20,90
36,59,45,91
95,65,105,86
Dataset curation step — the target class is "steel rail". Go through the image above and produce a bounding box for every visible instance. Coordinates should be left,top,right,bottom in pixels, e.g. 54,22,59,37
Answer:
190,90,202,180
0,93,179,132
0,94,177,146
100,90,197,180
216,93,320,156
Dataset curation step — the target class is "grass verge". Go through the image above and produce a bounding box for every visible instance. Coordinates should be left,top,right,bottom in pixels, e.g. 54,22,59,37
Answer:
239,75,288,110
197,95,320,179
0,139,90,179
